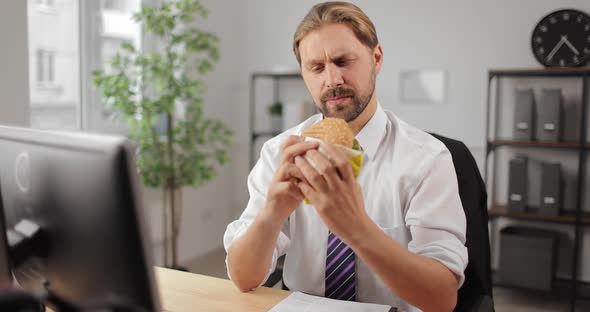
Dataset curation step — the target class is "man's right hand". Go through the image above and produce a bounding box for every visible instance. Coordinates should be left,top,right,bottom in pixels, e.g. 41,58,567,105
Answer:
227,135,318,292
263,135,319,224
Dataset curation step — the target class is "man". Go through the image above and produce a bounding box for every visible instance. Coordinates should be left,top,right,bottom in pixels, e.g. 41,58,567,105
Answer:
224,2,467,311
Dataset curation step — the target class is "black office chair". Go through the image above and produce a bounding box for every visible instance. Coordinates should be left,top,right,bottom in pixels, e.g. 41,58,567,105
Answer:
264,134,495,312
431,133,494,312
263,258,285,289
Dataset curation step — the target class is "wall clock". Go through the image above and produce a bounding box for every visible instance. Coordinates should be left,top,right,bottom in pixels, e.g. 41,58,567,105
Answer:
531,9,590,67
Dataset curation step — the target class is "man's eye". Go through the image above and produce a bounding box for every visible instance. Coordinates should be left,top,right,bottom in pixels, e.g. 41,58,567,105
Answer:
335,60,349,67
311,66,323,73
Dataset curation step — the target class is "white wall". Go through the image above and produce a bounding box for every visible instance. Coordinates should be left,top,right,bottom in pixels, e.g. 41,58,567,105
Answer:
219,0,590,282
0,1,30,126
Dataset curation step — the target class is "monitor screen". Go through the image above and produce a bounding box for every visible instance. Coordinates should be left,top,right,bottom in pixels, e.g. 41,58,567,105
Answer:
0,126,160,311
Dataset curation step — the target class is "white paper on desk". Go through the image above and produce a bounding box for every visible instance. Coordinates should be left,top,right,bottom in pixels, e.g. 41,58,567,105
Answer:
269,292,394,312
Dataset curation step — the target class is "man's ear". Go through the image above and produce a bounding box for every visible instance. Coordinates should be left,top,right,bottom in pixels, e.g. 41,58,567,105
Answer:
373,44,383,74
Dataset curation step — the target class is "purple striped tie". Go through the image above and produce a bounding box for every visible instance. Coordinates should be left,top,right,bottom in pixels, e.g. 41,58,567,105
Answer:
325,231,356,301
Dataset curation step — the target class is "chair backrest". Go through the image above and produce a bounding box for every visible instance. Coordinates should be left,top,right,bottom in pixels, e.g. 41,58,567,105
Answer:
430,133,494,312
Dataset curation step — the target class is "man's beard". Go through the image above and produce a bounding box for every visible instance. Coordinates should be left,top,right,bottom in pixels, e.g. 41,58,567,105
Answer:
318,72,375,122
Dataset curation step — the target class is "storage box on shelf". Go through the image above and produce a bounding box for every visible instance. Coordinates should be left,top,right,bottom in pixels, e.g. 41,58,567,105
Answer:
485,67,590,311
498,226,560,291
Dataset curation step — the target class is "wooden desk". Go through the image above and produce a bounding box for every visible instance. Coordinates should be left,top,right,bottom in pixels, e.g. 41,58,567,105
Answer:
155,267,290,312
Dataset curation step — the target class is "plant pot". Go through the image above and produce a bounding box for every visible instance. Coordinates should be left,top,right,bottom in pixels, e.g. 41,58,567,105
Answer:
270,115,283,132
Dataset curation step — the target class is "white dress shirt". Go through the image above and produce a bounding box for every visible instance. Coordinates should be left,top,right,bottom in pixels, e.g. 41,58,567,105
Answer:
224,103,468,312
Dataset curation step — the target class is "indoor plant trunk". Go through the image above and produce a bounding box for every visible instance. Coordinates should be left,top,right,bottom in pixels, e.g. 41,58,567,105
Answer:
162,184,183,270
168,184,181,269
166,112,185,270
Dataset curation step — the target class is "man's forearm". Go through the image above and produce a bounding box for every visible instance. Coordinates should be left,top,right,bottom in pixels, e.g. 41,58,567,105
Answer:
348,219,459,312
227,209,283,292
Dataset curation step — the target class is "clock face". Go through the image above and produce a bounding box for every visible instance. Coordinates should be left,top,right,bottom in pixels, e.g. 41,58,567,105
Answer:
531,9,590,67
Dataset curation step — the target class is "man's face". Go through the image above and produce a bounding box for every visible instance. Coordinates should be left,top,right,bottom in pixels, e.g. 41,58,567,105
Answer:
298,23,381,122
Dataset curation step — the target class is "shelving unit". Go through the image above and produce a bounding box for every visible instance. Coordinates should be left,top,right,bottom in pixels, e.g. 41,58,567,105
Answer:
485,67,590,312
249,72,302,168
488,139,585,149
248,71,305,288
488,206,590,225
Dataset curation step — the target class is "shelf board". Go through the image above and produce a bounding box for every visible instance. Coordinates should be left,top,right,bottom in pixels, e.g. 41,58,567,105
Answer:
488,206,590,225
489,67,590,77
252,72,301,79
488,139,584,149
492,271,590,300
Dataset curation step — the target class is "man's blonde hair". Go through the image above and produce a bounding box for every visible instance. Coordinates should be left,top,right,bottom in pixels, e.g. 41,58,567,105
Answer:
293,2,379,65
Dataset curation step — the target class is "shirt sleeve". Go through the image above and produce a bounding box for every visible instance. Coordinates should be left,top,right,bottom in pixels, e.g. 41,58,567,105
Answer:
404,148,468,288
223,141,291,289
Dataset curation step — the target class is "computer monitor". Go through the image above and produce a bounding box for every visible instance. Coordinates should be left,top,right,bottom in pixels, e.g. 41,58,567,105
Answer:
0,184,11,289
0,126,160,311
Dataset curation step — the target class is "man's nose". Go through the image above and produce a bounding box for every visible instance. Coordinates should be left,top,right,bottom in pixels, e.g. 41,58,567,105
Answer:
324,64,344,89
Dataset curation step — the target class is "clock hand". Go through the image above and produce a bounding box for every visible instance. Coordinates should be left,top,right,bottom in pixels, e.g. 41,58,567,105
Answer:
562,36,580,55
547,36,566,61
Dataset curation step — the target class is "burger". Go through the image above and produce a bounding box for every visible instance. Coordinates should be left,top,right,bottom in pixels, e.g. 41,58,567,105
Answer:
301,117,355,149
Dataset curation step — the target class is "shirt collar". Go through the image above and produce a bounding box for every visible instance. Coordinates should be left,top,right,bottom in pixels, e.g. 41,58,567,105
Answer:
355,101,387,161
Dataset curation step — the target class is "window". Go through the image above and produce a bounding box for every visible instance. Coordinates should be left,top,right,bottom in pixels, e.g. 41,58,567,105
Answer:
37,0,55,6
28,0,79,129
36,49,56,84
35,0,57,14
27,0,142,131
101,0,133,12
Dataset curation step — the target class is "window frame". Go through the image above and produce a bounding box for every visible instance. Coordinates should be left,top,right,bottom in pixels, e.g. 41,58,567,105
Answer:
79,0,152,132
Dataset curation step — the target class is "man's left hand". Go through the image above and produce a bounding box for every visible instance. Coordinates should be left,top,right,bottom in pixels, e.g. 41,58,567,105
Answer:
294,142,368,243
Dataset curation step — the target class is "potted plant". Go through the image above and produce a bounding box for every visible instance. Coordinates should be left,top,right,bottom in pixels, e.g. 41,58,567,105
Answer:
92,0,232,270
268,101,283,132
